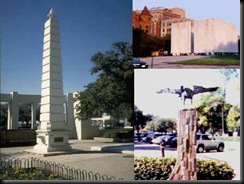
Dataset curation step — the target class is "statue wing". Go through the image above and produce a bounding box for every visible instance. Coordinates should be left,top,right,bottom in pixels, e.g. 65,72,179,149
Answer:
157,88,182,97
193,85,218,95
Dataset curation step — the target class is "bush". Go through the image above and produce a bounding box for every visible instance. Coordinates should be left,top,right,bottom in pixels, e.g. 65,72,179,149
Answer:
134,157,235,180
134,157,176,180
102,129,133,139
0,167,62,180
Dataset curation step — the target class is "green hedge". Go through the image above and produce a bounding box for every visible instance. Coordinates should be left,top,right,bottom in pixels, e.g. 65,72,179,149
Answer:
0,167,61,180
134,157,235,180
102,129,133,139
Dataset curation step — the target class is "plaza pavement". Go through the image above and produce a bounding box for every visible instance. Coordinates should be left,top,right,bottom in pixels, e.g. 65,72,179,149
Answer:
0,140,134,181
139,56,240,69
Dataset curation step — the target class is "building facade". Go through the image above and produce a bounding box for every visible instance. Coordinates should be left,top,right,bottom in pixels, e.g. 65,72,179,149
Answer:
133,6,190,37
171,19,239,55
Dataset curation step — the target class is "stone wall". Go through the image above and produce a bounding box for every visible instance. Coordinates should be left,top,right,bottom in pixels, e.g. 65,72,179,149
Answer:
171,18,238,55
171,21,192,55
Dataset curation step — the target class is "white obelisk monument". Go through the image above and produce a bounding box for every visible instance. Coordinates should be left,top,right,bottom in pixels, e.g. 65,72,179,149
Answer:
33,9,71,153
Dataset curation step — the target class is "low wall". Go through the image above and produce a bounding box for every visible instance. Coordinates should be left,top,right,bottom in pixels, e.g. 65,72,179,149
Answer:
0,129,36,146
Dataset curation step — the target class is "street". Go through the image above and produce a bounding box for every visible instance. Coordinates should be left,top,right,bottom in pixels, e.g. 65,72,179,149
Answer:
134,141,240,180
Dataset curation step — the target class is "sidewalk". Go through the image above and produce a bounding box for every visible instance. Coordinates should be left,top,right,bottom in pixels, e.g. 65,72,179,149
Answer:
0,140,134,180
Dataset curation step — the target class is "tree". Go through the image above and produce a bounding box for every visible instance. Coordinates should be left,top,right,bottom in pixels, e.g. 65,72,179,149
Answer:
219,69,238,135
226,104,240,132
194,92,232,134
133,28,170,57
133,106,153,141
75,41,133,123
144,117,177,133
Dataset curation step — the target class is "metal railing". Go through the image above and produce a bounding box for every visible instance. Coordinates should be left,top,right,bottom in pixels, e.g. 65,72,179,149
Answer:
0,157,123,180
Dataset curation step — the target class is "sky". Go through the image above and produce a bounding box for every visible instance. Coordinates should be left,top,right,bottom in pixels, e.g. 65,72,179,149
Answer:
0,0,132,95
133,0,240,34
135,69,240,119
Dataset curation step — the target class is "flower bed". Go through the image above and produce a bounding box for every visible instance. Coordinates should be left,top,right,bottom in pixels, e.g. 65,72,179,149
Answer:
0,166,61,180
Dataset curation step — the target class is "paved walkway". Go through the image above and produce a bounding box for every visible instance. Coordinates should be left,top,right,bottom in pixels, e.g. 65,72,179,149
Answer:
139,56,240,69
0,140,134,180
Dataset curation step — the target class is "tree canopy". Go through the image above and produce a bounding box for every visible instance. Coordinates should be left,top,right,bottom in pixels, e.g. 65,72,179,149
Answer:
194,92,232,134
74,42,133,123
144,117,177,133
133,28,171,57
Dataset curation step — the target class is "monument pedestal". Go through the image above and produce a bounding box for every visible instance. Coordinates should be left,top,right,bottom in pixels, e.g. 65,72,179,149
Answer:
33,129,71,153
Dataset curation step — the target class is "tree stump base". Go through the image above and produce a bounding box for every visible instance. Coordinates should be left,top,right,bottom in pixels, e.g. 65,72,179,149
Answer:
169,109,197,180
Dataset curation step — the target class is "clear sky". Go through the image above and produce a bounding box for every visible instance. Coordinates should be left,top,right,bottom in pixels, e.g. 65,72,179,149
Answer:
0,0,132,95
133,0,240,34
135,69,240,119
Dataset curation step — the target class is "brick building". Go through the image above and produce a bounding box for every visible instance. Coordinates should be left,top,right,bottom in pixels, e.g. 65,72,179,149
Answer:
133,6,191,37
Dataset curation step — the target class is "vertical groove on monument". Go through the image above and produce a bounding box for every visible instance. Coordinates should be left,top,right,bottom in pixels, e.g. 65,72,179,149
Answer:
168,109,197,180
33,9,71,152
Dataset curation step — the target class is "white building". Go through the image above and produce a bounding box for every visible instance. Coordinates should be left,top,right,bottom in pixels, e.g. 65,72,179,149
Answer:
171,19,238,55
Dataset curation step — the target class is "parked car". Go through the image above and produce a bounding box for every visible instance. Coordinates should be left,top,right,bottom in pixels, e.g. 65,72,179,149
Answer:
142,133,161,143
151,135,167,145
167,136,177,147
132,57,148,69
162,135,177,146
196,133,225,153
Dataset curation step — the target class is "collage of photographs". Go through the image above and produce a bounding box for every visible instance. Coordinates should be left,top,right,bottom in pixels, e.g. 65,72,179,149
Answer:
0,0,241,182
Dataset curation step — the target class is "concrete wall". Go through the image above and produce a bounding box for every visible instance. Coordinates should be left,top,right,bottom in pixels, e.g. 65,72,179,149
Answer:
193,19,238,53
171,21,192,55
171,18,238,55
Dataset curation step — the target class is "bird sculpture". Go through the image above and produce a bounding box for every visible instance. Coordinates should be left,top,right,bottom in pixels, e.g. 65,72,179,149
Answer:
157,85,219,106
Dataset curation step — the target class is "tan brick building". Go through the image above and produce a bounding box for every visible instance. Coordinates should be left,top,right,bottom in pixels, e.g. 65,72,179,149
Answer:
133,6,191,37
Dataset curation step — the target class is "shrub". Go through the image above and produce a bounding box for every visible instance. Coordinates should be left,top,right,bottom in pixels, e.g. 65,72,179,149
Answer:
0,167,61,180
102,129,133,139
134,157,176,180
134,157,235,180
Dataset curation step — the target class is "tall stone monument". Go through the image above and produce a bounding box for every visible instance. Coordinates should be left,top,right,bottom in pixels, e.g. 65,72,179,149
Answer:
33,9,71,153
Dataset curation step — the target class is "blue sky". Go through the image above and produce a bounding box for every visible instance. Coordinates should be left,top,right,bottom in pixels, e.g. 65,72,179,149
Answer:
133,0,240,34
135,69,240,119
0,0,132,95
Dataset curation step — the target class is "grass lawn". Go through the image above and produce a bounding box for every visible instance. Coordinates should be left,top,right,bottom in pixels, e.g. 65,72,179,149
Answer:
167,55,240,65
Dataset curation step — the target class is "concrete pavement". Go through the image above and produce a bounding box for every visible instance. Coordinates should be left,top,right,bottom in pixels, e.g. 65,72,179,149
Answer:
0,140,134,180
139,56,240,69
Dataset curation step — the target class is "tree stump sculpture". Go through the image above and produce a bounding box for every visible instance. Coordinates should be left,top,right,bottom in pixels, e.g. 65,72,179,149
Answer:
169,109,198,180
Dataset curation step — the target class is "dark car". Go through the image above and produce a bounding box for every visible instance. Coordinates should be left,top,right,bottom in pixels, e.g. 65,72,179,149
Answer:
168,137,177,147
132,57,148,69
162,135,177,146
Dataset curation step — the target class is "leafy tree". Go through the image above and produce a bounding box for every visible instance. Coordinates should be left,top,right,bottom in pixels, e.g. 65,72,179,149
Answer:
219,69,238,135
226,104,240,132
133,28,170,57
144,117,177,133
133,106,152,141
194,92,232,134
75,42,133,123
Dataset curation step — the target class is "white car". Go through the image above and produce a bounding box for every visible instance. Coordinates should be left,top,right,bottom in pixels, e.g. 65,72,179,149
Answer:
196,133,225,153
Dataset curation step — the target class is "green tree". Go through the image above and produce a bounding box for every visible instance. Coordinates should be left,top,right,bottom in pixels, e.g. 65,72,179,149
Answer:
75,41,133,123
219,69,238,135
226,104,240,132
133,28,170,57
194,92,232,134
144,117,177,133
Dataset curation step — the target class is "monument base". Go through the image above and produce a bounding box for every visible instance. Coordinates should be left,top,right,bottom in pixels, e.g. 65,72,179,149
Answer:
32,129,72,153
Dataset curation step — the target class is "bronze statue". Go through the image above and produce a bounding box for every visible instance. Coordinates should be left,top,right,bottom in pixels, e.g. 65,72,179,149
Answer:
157,85,219,105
